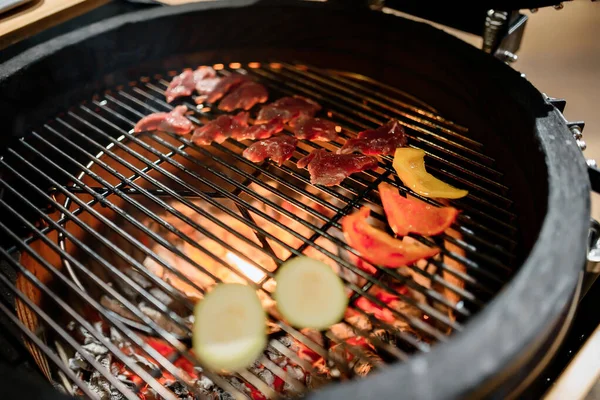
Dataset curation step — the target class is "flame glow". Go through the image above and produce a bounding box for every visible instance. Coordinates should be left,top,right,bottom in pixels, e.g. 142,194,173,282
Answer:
225,252,266,283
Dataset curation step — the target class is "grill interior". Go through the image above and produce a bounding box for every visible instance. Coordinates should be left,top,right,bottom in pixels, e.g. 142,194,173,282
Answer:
0,62,520,399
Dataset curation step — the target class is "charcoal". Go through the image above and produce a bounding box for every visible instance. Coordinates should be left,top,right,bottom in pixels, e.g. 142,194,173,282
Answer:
130,352,159,370
265,349,286,365
126,267,153,289
110,327,123,343
139,303,188,337
278,335,293,348
166,381,194,400
257,368,275,388
197,375,214,391
110,388,126,400
82,342,109,356
69,354,90,371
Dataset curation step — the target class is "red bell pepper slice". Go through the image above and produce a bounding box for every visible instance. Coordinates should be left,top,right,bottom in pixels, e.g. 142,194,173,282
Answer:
379,182,459,236
341,206,439,268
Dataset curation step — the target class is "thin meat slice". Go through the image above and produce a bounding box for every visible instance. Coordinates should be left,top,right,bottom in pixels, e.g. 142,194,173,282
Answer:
297,149,378,186
218,81,268,111
255,96,321,124
205,73,250,104
165,66,217,103
134,106,194,135
191,112,249,145
232,119,284,141
291,115,339,142
338,119,407,156
243,136,297,165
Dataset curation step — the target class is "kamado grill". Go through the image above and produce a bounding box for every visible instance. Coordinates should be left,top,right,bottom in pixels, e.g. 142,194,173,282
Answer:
0,1,597,399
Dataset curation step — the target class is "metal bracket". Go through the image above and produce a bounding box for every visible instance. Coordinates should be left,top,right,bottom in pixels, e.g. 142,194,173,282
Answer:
587,219,600,273
483,10,528,63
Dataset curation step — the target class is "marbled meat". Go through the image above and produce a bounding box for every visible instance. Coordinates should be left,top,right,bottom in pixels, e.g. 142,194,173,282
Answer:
231,119,284,141
191,111,249,145
205,73,250,104
165,66,217,103
297,149,378,186
291,115,339,142
255,96,321,124
134,106,194,135
338,119,407,156
218,81,268,111
243,136,298,165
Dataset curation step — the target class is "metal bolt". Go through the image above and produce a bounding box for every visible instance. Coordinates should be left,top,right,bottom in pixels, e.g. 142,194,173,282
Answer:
520,73,527,78
554,3,564,10
530,8,538,13
496,50,519,63
571,126,583,140
587,159,597,168
577,139,587,151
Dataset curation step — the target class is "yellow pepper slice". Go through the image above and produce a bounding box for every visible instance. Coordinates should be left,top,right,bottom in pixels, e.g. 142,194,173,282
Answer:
393,148,468,199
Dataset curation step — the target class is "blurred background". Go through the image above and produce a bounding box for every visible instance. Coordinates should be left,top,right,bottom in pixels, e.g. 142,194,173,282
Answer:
516,3,600,219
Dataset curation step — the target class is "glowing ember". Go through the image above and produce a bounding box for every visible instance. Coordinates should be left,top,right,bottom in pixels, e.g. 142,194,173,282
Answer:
226,252,267,283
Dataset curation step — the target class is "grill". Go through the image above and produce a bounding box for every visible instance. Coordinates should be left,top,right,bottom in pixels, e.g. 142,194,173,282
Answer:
0,61,523,399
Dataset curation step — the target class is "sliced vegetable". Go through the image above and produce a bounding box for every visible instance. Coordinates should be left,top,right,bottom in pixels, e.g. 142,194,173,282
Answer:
193,283,266,372
274,256,347,330
392,148,468,199
341,206,439,268
378,182,459,236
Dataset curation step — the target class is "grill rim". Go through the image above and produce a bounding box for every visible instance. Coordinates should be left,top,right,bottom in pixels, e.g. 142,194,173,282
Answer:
0,1,591,399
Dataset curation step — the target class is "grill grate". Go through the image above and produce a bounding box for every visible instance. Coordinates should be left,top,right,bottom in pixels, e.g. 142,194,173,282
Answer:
0,62,520,399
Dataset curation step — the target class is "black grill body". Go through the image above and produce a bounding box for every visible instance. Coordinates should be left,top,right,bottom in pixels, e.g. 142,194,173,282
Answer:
0,1,590,399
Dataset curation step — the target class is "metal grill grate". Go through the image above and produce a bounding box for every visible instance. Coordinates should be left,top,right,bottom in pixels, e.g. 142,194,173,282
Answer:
0,62,519,400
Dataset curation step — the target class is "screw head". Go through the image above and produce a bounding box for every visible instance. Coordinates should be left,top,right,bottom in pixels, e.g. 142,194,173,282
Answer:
554,3,564,10
587,159,597,168
577,139,587,151
571,126,583,140
530,8,538,13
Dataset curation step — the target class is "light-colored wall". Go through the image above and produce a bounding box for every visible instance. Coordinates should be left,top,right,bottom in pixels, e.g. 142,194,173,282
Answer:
514,3,600,219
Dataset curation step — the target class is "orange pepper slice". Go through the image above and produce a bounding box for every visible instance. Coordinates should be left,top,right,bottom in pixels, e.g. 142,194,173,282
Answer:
378,182,459,236
341,206,439,268
392,148,468,199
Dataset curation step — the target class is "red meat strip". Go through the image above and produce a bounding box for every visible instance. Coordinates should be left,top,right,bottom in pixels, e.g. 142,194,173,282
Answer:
165,66,217,103
231,119,284,141
296,149,378,186
255,96,321,124
191,112,249,145
338,119,407,156
291,115,339,142
134,106,193,135
205,73,250,104
242,136,297,165
218,81,268,111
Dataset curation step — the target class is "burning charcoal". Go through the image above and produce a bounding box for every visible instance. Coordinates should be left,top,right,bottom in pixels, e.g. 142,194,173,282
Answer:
82,342,109,356
278,335,293,348
110,388,126,400
126,267,153,289
197,375,214,391
266,349,286,365
257,368,275,388
69,355,90,371
166,381,194,400
101,296,142,323
110,327,123,343
139,303,189,337
130,352,160,371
